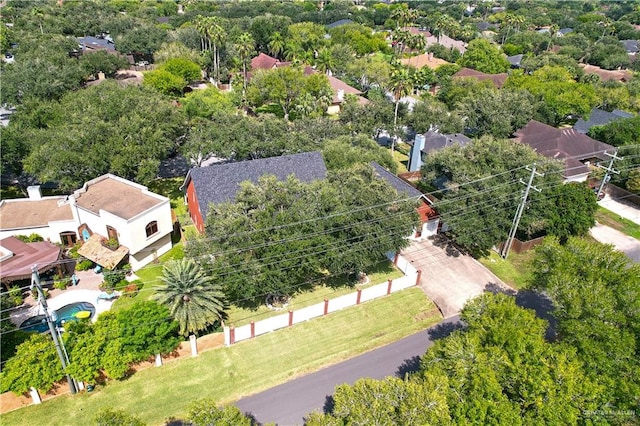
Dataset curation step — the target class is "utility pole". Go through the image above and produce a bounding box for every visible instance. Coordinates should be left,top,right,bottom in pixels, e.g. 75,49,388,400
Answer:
501,164,543,259
596,151,622,200
31,266,77,394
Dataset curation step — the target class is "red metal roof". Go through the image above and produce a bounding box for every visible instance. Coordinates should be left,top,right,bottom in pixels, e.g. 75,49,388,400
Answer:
0,237,62,282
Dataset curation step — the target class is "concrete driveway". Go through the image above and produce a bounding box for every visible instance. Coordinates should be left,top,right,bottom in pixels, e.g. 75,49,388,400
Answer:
590,223,640,263
599,194,640,225
401,237,510,318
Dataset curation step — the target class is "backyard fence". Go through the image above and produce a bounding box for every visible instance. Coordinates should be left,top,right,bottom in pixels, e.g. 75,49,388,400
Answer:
223,252,421,346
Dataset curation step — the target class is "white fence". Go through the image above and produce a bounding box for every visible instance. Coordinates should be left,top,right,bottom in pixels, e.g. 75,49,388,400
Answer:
223,252,420,345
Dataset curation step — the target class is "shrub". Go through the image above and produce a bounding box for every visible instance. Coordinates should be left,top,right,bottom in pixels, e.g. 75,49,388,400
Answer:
14,233,44,243
99,281,115,294
122,283,139,297
68,242,83,259
104,269,126,288
75,259,94,271
53,279,68,291
8,286,23,307
94,408,145,426
30,288,50,300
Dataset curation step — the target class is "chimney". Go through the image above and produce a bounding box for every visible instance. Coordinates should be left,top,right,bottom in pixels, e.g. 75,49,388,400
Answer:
408,134,426,172
428,52,433,61
27,185,42,200
337,89,345,102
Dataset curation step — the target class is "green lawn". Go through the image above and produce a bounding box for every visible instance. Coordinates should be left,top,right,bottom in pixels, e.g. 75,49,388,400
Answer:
1,288,441,426
392,148,409,174
595,206,640,240
110,244,184,311
478,249,536,290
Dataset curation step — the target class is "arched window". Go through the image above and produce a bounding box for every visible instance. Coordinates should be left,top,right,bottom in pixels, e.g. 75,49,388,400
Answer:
145,221,158,238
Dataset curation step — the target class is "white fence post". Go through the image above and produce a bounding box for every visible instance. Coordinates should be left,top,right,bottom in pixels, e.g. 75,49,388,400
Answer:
29,387,41,405
190,334,198,357
155,353,163,367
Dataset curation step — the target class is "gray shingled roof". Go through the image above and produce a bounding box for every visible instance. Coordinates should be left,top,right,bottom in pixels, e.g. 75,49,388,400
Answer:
326,19,354,29
370,162,423,199
573,108,633,134
186,152,327,221
622,39,639,54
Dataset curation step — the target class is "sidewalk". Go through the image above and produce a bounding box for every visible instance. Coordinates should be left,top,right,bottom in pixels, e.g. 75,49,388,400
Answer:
599,194,640,225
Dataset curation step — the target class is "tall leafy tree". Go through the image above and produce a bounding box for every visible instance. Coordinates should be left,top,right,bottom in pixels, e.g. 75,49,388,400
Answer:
187,166,418,308
155,259,227,336
420,136,564,255
530,237,640,411
458,38,510,74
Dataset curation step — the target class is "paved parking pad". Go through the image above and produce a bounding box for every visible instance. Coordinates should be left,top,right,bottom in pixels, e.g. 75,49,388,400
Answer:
401,238,510,317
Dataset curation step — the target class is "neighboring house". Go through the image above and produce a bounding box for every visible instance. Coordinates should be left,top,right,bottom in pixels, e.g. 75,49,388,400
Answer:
558,28,573,36
326,74,368,113
370,162,440,239
507,53,523,68
0,236,63,285
78,35,115,53
182,152,328,233
622,39,639,56
407,131,472,172
453,67,508,88
425,34,467,54
326,19,354,29
513,120,615,182
580,64,632,83
400,52,450,70
250,52,289,70
0,174,173,270
249,52,364,113
573,108,633,134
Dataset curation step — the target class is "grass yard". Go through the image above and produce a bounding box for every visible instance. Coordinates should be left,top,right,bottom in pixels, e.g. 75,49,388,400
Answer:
225,260,404,326
478,249,536,290
595,206,640,240
392,148,409,174
1,288,441,426
110,244,184,311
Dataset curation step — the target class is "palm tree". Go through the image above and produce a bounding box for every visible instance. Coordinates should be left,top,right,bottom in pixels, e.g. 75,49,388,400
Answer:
235,32,255,94
268,32,285,60
207,17,226,84
154,259,227,337
389,65,413,154
314,47,335,75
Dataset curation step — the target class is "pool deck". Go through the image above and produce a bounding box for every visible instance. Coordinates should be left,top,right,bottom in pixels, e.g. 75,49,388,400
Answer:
10,269,119,327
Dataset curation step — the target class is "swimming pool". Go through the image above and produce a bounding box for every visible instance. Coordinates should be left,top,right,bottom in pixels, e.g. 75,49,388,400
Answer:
19,302,96,333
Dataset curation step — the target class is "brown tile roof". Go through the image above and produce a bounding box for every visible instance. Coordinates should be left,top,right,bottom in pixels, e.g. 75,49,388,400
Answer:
0,237,62,281
73,175,164,220
327,74,362,103
400,53,450,70
580,64,632,82
0,198,74,230
513,120,615,177
250,53,279,70
453,67,508,88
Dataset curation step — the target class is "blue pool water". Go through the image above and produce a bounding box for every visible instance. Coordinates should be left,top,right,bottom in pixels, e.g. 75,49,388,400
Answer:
19,302,96,333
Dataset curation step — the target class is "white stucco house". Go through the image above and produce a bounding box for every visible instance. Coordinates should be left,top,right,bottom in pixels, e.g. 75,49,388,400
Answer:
0,174,173,270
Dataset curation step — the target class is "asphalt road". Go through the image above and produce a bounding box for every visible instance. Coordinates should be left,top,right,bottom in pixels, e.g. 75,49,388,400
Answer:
234,315,462,426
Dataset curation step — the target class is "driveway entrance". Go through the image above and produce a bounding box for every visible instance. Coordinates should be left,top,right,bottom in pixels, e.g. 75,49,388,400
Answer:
401,237,510,318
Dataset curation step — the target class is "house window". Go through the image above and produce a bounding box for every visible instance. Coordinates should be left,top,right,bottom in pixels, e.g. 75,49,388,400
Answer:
145,221,159,238
59,232,77,247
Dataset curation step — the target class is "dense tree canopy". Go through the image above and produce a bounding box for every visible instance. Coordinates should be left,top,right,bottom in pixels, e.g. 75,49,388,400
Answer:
530,237,640,411
7,81,185,189
309,293,602,424
420,136,564,255
186,165,419,307
457,38,510,74
506,66,598,126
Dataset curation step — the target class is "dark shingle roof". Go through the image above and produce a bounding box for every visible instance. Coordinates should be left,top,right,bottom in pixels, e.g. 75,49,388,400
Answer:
507,54,523,67
514,120,614,177
186,152,327,221
573,108,633,134
622,39,639,54
419,131,472,155
326,19,354,29
370,162,423,199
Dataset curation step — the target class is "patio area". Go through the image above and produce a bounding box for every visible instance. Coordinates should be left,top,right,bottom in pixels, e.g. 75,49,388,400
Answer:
9,269,117,328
